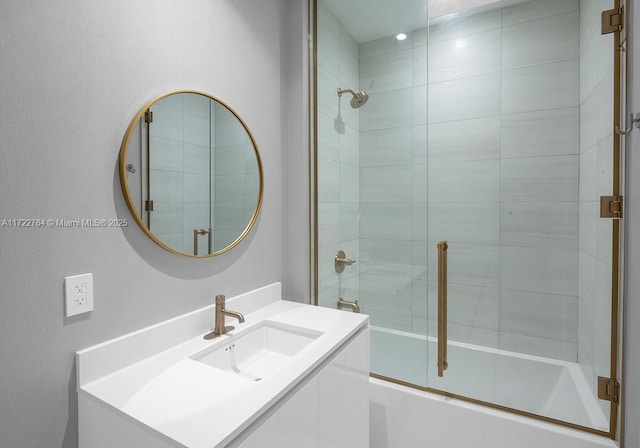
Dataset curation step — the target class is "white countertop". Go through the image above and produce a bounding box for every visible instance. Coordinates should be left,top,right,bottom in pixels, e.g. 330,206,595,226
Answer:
77,285,368,448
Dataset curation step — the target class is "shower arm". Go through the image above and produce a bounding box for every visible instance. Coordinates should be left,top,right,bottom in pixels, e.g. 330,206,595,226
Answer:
337,88,356,97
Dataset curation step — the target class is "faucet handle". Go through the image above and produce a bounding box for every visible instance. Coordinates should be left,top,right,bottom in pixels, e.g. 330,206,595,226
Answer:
216,294,226,306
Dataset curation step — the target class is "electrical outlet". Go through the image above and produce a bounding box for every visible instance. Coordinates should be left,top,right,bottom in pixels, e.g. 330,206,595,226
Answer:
64,273,94,317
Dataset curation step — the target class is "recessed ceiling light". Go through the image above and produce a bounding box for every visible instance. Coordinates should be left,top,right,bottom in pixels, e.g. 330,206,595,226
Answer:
395,33,407,41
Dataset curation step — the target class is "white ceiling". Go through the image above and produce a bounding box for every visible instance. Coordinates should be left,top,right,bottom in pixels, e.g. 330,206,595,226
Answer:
322,0,530,43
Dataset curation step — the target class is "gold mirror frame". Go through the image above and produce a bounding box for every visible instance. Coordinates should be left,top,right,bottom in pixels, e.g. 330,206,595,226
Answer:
118,90,263,257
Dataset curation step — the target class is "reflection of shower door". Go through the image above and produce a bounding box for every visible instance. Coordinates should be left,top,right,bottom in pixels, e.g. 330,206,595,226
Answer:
313,0,623,439
147,94,214,255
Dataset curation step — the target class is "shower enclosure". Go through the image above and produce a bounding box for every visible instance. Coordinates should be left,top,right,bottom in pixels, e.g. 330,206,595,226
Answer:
312,0,623,439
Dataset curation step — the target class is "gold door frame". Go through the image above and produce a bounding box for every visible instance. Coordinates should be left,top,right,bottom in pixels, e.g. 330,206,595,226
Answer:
309,0,626,440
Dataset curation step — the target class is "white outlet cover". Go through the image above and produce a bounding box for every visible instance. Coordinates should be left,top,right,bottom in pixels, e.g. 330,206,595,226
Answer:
64,273,94,317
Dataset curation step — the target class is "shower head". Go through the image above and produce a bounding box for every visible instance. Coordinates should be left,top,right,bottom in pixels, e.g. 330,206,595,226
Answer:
337,88,369,109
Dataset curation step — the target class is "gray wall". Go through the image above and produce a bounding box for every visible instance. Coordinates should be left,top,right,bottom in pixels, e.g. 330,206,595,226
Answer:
624,1,640,446
0,1,308,447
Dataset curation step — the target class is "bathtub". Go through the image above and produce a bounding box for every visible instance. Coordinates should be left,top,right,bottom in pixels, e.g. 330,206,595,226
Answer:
369,326,616,448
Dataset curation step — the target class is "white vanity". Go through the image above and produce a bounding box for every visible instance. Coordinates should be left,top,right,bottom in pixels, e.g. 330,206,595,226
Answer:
76,283,369,448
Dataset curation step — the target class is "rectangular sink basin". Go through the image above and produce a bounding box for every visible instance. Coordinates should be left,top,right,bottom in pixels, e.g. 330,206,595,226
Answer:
191,321,323,381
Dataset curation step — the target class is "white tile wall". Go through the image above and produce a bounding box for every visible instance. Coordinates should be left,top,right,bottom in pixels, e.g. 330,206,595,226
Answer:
429,116,500,163
428,73,501,123
501,0,579,27
318,1,361,311
360,203,412,240
315,0,610,368
501,201,578,249
428,29,501,83
427,202,500,245
360,49,412,94
360,166,412,203
360,88,414,131
501,107,579,159
499,288,578,343
502,59,579,114
502,12,579,71
500,246,578,296
360,127,413,167
428,159,500,203
428,9,501,43
500,155,579,203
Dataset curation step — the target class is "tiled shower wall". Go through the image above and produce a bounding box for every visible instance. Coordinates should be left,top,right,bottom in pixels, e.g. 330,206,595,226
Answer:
358,0,582,361
578,0,614,411
317,1,361,308
318,0,615,367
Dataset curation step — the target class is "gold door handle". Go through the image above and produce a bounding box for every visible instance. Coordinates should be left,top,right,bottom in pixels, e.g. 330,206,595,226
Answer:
193,228,211,256
437,241,448,378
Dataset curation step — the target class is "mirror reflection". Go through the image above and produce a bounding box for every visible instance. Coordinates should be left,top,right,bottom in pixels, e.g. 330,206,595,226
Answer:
120,91,263,257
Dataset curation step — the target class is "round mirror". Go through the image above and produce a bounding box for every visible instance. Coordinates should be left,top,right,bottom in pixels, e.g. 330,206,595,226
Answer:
119,90,263,257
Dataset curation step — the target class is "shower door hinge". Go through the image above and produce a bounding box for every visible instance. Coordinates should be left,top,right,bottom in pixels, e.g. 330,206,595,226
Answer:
145,200,154,212
602,7,624,34
598,376,620,403
600,195,623,218
144,110,153,123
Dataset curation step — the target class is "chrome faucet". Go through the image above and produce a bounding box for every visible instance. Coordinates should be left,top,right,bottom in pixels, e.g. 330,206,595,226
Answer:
204,295,245,340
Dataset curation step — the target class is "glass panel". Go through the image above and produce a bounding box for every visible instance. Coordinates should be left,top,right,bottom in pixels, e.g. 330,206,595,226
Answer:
314,0,615,435
315,0,431,387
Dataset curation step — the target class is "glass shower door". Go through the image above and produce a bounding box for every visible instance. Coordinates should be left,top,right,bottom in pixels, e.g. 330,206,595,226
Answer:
424,0,620,436
313,0,622,438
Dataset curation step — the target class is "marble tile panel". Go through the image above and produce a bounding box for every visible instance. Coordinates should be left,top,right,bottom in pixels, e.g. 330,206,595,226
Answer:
360,238,413,278
580,90,597,153
429,73,501,123
578,201,598,258
429,116,500,163
428,9,501,43
502,12,579,71
360,127,413,167
500,155,578,203
360,202,412,240
318,19,339,78
429,159,500,203
500,245,578,296
360,165,412,203
360,88,413,131
502,59,579,114
340,162,359,203
428,202,500,245
360,49,412,94
501,0,579,27
429,29,501,83
500,288,578,343
501,201,578,249
501,107,579,159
